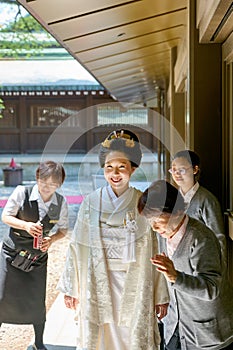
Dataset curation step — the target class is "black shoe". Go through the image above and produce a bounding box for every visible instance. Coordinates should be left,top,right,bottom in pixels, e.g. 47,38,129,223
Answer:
32,344,48,350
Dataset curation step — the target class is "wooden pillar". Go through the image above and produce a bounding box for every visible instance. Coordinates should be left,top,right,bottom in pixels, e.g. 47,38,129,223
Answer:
85,92,95,151
170,46,185,155
19,95,27,153
188,0,222,201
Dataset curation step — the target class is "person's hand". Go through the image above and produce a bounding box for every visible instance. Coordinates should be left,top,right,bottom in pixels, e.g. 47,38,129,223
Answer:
64,295,79,310
155,303,169,320
151,252,178,283
25,221,43,238
40,236,52,252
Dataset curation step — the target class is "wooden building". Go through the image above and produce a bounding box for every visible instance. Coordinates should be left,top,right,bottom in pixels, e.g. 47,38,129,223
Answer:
0,82,110,154
0,82,162,155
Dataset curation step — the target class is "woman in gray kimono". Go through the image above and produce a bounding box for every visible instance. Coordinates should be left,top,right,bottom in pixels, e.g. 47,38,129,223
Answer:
168,150,227,265
58,129,169,350
138,180,233,350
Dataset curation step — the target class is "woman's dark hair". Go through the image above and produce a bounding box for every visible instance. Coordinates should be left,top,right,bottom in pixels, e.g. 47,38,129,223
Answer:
36,161,65,185
138,180,185,217
173,150,200,167
99,129,142,168
172,150,200,181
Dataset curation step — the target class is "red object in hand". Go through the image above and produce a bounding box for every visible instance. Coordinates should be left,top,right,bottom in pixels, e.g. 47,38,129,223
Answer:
33,234,43,249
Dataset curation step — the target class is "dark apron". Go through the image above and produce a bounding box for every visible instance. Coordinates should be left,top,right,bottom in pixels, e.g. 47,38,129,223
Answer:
0,186,63,324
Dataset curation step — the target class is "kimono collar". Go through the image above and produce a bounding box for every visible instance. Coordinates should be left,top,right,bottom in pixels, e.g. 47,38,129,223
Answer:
101,185,137,226
180,182,199,205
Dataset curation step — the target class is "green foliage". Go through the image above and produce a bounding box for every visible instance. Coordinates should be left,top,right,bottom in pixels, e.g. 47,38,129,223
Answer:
2,13,47,32
0,98,5,119
0,31,60,59
0,1,61,58
0,0,61,113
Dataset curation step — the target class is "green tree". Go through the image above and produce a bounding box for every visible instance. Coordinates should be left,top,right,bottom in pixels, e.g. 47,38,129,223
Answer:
0,1,60,58
0,0,61,117
0,98,5,117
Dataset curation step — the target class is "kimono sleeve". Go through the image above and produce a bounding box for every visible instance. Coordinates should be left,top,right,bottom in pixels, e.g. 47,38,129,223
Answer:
57,198,90,298
152,233,170,305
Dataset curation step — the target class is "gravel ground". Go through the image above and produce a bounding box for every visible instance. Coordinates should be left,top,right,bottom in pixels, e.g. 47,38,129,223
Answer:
0,235,70,350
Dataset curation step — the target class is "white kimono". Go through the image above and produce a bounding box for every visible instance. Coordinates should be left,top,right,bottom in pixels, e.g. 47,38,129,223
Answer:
58,186,169,350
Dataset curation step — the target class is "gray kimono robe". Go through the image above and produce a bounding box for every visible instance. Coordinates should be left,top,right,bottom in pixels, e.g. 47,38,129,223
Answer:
186,185,227,265
58,186,169,350
159,218,233,350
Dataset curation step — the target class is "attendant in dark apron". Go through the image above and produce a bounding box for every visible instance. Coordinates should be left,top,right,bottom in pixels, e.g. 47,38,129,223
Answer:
0,161,68,350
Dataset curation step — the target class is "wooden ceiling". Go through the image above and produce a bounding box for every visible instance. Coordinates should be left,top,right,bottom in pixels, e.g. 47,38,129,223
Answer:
17,0,187,104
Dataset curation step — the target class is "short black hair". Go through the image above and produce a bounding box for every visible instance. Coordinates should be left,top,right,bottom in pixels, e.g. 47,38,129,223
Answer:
173,150,200,167
138,180,185,217
172,150,200,181
36,161,65,185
